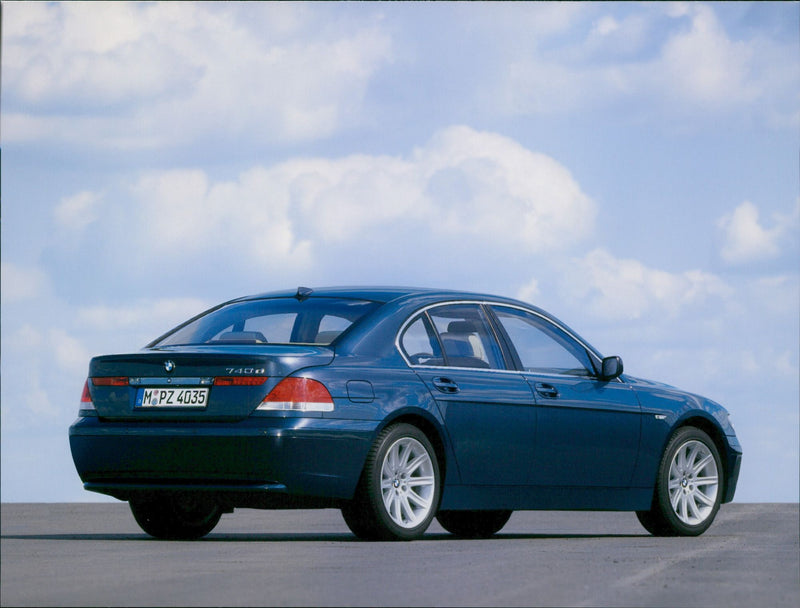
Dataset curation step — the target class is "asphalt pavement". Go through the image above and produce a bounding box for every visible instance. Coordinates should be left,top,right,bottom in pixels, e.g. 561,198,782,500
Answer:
1,502,797,607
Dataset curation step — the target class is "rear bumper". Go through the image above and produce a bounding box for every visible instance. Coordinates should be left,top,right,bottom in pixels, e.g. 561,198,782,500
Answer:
69,415,378,504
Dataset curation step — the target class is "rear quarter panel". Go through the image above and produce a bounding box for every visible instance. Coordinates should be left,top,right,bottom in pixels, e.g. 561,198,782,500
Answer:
303,357,458,487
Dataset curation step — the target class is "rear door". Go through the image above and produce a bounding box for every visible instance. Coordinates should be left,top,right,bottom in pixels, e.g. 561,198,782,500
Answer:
401,303,536,486
490,305,641,488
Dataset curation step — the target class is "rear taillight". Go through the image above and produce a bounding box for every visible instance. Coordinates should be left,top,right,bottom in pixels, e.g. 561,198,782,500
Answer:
91,377,129,386
80,377,127,415
257,377,334,412
79,379,96,414
81,380,93,402
213,376,269,386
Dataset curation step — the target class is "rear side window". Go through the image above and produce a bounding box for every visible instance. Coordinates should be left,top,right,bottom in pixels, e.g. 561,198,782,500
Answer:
400,315,444,366
399,305,504,369
428,305,504,369
151,298,381,347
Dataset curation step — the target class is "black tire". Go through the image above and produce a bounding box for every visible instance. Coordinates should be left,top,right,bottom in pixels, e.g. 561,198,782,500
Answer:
341,500,381,540
130,494,222,540
635,508,675,536
436,509,512,538
636,427,723,537
342,423,441,541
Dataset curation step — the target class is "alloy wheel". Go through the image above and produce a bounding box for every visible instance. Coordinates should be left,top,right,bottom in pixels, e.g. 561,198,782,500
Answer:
667,438,719,526
379,436,436,529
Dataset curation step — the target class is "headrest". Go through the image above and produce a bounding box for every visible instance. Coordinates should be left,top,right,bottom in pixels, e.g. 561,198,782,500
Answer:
447,320,479,334
216,331,268,344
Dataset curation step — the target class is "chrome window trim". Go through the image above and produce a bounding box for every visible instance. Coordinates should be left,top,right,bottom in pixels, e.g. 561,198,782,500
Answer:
395,300,616,381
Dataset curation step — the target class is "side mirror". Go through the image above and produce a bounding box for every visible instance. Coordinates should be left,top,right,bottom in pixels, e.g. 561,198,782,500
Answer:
600,356,623,381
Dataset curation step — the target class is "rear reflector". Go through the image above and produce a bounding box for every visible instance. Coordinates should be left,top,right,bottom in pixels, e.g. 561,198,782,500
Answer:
91,377,129,386
257,377,334,412
79,379,96,413
213,376,269,386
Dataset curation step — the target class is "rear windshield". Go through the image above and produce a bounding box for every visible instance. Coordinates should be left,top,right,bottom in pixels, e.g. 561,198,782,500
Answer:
150,297,381,347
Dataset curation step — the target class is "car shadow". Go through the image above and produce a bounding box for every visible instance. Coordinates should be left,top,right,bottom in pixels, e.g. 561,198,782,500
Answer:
1,531,647,542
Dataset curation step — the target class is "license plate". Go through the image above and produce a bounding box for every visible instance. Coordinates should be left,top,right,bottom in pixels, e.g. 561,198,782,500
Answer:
135,387,209,408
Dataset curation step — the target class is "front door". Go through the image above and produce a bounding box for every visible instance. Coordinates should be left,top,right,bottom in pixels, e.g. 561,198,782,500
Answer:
490,305,641,488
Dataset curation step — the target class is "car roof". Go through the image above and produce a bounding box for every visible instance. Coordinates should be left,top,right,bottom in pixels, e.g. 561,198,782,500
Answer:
237,285,557,324
240,286,504,305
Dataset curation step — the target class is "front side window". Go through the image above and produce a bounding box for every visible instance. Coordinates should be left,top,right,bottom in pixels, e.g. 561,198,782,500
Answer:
151,298,381,347
492,306,595,376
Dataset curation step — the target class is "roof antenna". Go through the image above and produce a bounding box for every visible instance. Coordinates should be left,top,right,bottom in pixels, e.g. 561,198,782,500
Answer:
295,286,313,301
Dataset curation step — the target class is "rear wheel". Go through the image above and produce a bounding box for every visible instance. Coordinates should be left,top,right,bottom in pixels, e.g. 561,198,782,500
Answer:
636,427,722,536
130,494,222,540
436,509,512,538
342,423,441,541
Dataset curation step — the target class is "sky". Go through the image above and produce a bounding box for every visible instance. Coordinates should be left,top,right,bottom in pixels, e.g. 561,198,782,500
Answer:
1,1,798,503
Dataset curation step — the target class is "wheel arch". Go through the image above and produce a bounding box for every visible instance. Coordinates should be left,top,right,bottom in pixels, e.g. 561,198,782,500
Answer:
375,410,449,484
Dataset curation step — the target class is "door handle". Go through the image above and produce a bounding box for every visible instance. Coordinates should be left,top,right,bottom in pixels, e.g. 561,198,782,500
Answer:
432,377,460,394
535,382,559,399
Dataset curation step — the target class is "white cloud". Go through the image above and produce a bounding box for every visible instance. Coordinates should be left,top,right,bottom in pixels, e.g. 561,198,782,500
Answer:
592,16,620,37
558,248,731,321
54,190,104,232
114,126,594,274
655,4,757,108
49,329,93,376
499,3,796,125
131,167,315,270
717,200,796,264
5,2,199,109
417,127,596,250
5,2,796,152
517,278,541,304
3,2,392,146
278,126,596,251
584,11,651,60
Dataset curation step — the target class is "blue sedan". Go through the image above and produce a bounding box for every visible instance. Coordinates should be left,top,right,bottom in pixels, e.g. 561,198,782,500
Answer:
69,286,742,540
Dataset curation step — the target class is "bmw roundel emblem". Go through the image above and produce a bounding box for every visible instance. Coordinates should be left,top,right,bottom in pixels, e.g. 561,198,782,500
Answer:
164,360,176,373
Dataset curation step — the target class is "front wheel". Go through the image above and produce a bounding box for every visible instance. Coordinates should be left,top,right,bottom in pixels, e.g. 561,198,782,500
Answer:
436,510,512,538
342,423,441,541
637,427,722,536
130,494,222,540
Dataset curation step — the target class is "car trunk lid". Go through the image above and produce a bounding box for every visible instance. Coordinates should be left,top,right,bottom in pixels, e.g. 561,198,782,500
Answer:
87,345,334,421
